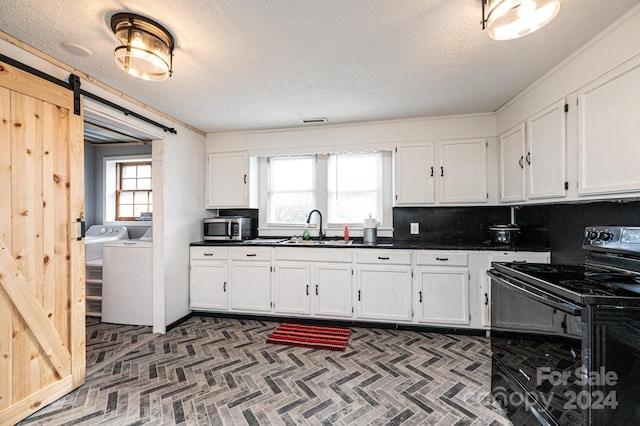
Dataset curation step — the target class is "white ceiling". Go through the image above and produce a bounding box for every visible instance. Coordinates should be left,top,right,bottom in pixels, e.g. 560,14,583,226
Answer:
1,0,638,134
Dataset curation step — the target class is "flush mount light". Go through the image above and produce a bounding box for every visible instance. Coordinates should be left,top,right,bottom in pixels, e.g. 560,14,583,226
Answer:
110,12,175,81
481,0,562,40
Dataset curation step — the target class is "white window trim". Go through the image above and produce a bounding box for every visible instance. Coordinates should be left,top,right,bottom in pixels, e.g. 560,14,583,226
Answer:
257,151,393,237
104,154,152,226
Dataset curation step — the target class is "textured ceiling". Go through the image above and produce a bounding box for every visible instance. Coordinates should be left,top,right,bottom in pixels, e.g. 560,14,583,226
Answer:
0,0,638,133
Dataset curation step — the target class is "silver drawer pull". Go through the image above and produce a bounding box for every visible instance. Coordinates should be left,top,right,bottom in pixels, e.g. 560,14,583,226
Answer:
436,257,449,261
378,256,390,260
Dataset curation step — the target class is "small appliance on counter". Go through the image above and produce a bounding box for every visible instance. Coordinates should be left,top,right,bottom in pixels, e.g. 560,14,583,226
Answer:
203,216,254,241
488,223,519,245
363,216,378,245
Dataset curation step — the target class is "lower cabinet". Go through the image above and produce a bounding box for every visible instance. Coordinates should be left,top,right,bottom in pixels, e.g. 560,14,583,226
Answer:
189,245,550,329
416,267,469,325
229,247,272,313
190,262,228,310
273,248,353,318
356,250,413,322
415,252,469,326
190,247,229,311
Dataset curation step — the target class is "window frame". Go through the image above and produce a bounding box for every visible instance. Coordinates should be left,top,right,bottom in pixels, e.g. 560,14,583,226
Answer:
258,150,393,236
104,155,153,225
115,161,153,221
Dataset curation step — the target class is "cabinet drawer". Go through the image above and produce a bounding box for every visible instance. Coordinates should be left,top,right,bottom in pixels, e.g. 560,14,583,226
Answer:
355,250,411,265
191,246,228,260
231,247,272,261
416,251,468,266
275,247,353,263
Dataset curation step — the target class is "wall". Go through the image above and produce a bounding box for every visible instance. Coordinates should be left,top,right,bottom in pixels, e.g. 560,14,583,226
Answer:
518,200,640,265
207,113,496,155
84,144,96,227
87,143,152,238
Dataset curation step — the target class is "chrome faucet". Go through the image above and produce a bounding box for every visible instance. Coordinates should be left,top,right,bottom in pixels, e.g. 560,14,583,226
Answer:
306,209,324,240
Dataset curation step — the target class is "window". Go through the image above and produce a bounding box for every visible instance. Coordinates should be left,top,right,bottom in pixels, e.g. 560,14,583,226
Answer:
267,156,315,224
260,151,392,232
328,153,382,225
116,162,152,221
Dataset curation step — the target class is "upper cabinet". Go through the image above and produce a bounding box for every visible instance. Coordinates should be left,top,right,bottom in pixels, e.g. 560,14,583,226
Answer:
577,57,640,197
395,138,488,206
206,152,257,208
499,100,567,204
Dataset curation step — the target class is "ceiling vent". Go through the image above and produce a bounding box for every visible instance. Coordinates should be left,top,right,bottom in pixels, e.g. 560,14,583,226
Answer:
301,117,328,124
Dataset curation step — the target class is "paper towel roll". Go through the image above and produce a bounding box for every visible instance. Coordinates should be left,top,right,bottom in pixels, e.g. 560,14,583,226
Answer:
364,217,378,228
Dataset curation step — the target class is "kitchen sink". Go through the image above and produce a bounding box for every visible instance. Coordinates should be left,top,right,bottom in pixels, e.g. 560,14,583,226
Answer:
279,238,353,245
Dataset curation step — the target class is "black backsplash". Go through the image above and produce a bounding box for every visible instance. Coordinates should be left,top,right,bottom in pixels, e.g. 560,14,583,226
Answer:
393,206,512,244
394,200,640,265
518,200,640,265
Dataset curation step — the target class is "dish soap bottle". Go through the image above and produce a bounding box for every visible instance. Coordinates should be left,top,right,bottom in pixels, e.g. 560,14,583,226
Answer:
344,224,349,241
303,224,310,240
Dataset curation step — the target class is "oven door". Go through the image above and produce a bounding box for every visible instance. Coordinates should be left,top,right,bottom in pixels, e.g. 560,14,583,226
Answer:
585,305,640,425
489,270,585,425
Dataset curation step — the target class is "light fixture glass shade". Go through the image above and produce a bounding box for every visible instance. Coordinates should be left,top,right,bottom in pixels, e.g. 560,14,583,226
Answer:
486,0,562,40
111,13,174,81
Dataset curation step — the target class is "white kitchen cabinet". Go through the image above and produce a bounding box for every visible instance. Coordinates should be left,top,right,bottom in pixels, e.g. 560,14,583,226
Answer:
526,100,567,200
438,139,488,204
415,252,469,326
229,247,272,313
395,143,436,205
499,101,567,204
577,56,640,196
189,247,229,311
314,263,353,318
355,250,412,322
498,124,527,203
273,262,311,315
274,248,353,318
395,139,488,206
205,152,257,208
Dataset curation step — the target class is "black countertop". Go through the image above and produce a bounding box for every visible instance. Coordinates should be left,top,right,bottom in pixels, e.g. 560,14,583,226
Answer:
190,237,549,252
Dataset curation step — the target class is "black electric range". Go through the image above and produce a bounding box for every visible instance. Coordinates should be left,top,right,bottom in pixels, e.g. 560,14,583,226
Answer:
488,226,640,426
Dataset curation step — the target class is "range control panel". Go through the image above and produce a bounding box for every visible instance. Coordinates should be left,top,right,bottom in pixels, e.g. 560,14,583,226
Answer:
583,226,640,253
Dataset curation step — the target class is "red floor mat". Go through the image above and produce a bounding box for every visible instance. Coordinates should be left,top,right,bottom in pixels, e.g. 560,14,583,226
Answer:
266,323,351,351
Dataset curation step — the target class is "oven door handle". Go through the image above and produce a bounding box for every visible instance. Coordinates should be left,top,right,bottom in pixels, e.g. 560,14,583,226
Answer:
488,271,582,316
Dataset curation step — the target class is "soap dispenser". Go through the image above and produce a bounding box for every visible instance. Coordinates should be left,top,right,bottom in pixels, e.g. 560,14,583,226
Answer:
303,223,310,240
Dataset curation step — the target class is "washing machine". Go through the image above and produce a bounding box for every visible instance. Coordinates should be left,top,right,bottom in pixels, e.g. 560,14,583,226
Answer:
85,225,129,261
102,227,153,325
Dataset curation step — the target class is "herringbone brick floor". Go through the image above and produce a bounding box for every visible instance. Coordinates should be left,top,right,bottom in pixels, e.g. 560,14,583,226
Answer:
21,316,512,425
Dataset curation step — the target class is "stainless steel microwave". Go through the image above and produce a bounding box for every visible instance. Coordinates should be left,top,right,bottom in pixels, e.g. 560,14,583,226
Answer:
203,217,253,241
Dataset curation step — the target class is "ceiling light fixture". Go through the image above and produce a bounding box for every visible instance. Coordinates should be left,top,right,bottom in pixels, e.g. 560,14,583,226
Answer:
110,12,175,81
481,0,562,40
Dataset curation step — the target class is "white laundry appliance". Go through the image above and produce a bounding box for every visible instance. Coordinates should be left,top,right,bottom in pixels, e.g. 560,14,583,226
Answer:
84,225,128,317
102,227,153,325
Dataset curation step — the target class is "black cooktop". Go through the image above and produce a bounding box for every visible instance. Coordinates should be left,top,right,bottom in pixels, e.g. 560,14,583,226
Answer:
492,262,640,306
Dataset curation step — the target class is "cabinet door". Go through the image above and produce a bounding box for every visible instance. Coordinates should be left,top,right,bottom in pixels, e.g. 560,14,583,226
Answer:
578,57,640,196
357,265,412,321
274,263,311,315
315,264,352,318
527,100,567,200
395,144,435,205
416,268,469,325
498,124,526,203
206,152,248,208
229,262,271,312
439,139,488,203
190,262,228,310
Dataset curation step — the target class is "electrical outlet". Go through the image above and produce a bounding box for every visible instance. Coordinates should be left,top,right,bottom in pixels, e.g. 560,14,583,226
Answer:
410,223,419,235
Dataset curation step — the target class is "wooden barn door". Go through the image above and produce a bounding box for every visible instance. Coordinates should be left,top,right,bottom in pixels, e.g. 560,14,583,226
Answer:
0,59,85,424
